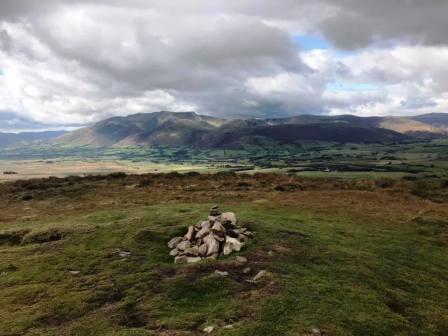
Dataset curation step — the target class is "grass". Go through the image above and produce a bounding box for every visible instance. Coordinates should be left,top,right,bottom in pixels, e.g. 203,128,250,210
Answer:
0,173,447,335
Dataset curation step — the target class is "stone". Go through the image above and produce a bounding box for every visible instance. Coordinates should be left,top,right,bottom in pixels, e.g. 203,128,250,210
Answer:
211,221,225,233
184,246,199,256
198,244,208,256
184,226,195,241
186,257,202,264
203,233,220,256
267,250,274,256
196,223,211,239
118,250,131,258
167,236,183,249
209,205,221,216
69,270,80,275
238,234,248,243
236,256,247,263
223,236,243,255
223,324,234,329
176,240,191,251
214,270,229,276
174,256,188,264
213,233,225,242
169,248,179,256
207,253,218,260
221,212,237,225
243,267,251,274
253,270,267,282
203,326,214,334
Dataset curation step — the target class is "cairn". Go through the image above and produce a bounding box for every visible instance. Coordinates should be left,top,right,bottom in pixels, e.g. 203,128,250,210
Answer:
168,205,253,263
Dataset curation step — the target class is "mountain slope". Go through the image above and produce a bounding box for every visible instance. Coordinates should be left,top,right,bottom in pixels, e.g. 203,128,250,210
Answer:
53,111,448,148
0,131,67,149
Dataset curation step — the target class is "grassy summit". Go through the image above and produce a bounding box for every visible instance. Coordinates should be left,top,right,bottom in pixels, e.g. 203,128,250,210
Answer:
0,173,447,335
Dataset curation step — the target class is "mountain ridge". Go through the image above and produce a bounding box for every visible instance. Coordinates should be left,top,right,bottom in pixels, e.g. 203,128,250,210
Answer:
52,111,448,148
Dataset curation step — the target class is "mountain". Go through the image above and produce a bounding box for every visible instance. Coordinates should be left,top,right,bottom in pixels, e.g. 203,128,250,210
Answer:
52,111,448,148
410,113,448,131
0,131,67,149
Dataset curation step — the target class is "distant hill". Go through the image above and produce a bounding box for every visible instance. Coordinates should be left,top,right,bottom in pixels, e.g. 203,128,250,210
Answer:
410,113,448,131
0,131,67,149
52,111,448,148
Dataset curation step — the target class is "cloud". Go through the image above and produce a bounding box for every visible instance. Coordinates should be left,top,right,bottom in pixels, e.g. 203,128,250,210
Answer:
0,0,447,130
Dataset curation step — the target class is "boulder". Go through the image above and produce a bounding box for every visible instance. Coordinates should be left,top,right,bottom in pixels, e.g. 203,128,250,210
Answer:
223,236,243,255
167,236,183,249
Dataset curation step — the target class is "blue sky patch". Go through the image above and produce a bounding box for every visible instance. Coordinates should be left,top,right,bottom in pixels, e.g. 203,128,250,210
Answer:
292,34,330,50
326,81,380,92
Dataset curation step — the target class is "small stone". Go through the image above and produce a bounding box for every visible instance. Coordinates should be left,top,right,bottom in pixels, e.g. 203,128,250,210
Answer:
118,250,131,258
223,236,243,255
203,233,220,256
167,236,183,249
198,244,208,256
203,326,214,334
213,233,225,242
221,212,237,225
211,221,225,233
223,324,234,329
196,223,211,239
238,234,248,243
69,270,80,275
214,270,229,276
184,226,195,241
174,256,187,264
236,256,247,263
207,253,218,260
311,328,321,336
169,249,179,256
184,246,199,256
267,251,274,257
176,240,191,251
253,270,267,282
243,267,251,274
186,257,202,263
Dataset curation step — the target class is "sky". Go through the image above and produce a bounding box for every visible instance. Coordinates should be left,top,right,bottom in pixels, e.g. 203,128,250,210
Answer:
1,0,448,131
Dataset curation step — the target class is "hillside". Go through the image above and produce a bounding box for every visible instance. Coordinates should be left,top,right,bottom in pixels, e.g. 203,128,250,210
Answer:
0,131,67,149
52,111,448,148
0,173,447,335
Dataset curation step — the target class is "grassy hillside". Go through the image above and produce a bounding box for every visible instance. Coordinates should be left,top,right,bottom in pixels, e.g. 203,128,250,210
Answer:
1,173,447,335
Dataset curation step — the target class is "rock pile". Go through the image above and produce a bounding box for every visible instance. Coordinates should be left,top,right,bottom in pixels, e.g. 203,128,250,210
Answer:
168,205,253,263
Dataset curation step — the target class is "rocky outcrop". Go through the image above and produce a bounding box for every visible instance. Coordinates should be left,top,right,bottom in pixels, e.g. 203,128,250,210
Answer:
168,206,253,263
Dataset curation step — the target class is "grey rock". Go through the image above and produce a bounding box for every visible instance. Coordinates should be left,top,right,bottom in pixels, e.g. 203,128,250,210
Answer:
198,244,208,256
174,255,187,264
203,326,215,334
243,267,251,274
223,324,234,329
267,251,274,257
69,270,80,275
196,223,211,239
167,236,183,249
211,221,225,233
184,225,195,241
223,236,243,255
176,240,191,251
186,256,202,263
203,233,220,256
236,256,247,263
253,270,267,282
169,248,179,256
221,212,237,225
184,246,199,256
118,250,131,258
214,270,229,276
